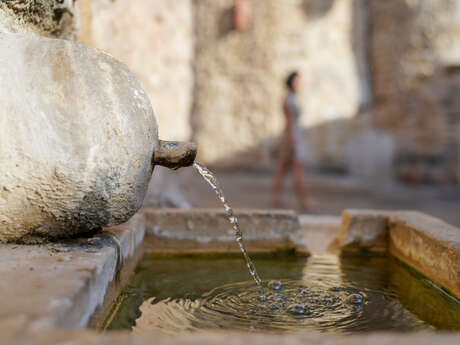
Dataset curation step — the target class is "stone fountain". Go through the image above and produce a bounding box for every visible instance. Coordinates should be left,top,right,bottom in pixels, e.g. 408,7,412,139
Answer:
0,2,459,345
0,26,196,243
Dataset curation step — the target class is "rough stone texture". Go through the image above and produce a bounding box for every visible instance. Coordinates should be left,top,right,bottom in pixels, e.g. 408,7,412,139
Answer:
0,0,80,39
333,209,390,255
369,0,460,181
79,0,193,142
388,212,460,299
192,0,281,168
331,209,460,299
192,0,368,169
0,33,157,243
142,208,308,255
89,215,147,329
0,213,146,332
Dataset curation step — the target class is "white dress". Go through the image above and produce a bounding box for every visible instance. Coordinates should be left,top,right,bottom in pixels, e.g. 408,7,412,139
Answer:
280,91,305,161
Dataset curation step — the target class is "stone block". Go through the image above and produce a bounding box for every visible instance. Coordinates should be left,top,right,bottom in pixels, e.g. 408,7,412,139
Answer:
0,213,146,332
142,208,308,255
389,212,460,299
332,209,391,255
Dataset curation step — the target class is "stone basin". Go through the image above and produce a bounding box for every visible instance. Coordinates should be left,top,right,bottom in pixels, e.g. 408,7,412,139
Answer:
1,208,459,344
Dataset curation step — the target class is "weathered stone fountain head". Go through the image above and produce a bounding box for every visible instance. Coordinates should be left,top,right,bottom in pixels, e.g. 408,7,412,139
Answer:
0,32,197,243
153,141,198,170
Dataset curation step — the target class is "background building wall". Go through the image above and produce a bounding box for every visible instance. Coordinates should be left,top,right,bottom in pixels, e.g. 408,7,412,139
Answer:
192,0,366,170
79,0,194,142
77,0,460,183
369,0,460,183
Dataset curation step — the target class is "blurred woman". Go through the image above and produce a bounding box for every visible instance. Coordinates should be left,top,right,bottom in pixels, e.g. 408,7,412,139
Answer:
271,72,309,210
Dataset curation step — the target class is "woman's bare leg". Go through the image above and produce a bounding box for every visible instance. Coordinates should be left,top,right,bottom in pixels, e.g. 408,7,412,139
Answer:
271,159,291,207
293,160,308,209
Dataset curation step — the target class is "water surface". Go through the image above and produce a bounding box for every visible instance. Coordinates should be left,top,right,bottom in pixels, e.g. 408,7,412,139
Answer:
107,254,460,333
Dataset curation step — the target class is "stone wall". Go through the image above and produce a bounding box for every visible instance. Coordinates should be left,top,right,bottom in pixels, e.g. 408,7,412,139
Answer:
191,0,280,168
273,0,370,168
369,0,460,183
77,0,460,181
79,0,194,142
192,0,368,169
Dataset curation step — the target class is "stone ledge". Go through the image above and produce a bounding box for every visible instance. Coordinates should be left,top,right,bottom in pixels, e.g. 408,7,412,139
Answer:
332,209,393,254
299,215,341,254
2,329,460,345
141,208,309,255
333,209,460,299
0,213,146,333
388,212,460,299
299,215,341,231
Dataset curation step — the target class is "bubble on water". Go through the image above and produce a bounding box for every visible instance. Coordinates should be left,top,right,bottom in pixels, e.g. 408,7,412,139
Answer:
352,305,363,313
268,280,282,291
134,280,386,334
300,288,311,295
270,304,279,311
347,293,364,305
286,304,306,315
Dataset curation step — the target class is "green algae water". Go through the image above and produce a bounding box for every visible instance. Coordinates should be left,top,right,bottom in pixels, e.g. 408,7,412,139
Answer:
106,254,460,333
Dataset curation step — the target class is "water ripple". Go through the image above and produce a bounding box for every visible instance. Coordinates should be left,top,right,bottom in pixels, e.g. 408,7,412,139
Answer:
133,279,405,334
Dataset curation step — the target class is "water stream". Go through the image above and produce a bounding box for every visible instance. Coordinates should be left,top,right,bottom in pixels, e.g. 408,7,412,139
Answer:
194,163,264,292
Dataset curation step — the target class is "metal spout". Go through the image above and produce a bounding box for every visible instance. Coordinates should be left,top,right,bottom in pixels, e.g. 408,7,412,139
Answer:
153,140,198,170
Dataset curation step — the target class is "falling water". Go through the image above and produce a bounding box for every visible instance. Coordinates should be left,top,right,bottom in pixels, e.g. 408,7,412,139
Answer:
194,162,264,291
